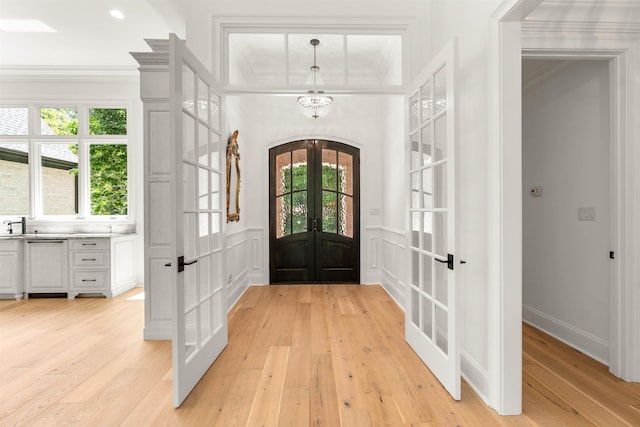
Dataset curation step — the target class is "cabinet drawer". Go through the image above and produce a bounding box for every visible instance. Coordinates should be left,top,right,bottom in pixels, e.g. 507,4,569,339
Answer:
69,239,109,250
71,251,109,268
71,271,108,290
0,240,20,251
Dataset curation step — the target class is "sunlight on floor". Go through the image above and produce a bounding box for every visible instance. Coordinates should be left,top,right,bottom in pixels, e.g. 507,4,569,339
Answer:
127,291,144,300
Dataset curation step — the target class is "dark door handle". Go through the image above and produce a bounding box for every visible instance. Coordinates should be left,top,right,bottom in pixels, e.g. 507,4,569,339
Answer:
177,255,197,272
435,254,454,270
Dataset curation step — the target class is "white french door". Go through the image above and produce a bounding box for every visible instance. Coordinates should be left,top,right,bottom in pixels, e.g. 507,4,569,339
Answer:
406,40,460,399
169,34,227,407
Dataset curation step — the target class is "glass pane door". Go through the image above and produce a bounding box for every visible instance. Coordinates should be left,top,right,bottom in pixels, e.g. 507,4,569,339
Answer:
170,34,227,408
405,40,459,400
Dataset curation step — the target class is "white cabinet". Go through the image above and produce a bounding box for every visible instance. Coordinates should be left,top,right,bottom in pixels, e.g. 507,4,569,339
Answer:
0,239,22,299
19,234,137,299
68,235,136,299
24,239,68,294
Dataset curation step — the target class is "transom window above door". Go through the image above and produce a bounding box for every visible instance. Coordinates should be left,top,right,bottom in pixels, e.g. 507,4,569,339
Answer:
225,32,403,88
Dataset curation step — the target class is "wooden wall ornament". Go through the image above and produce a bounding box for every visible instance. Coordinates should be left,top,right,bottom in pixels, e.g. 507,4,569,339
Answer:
226,129,241,222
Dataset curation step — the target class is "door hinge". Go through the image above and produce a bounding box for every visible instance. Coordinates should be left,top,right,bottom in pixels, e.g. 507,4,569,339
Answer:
610,251,615,260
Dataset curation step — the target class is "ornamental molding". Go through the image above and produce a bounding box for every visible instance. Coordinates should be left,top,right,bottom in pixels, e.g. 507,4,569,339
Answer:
522,20,640,40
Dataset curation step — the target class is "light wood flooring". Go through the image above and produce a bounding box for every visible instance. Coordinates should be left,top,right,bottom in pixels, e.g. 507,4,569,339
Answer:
1,285,639,426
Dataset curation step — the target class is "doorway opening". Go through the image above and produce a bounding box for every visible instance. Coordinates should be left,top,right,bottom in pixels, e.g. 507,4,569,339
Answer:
522,58,612,365
269,139,360,284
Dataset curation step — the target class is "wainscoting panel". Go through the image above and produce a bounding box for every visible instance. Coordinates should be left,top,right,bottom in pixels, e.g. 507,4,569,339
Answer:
368,227,408,309
226,229,249,311
225,227,266,310
247,228,267,285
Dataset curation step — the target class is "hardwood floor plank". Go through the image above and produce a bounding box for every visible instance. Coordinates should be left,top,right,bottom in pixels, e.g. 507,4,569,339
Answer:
2,285,640,426
284,302,311,388
309,353,341,427
246,346,290,427
212,368,263,427
279,386,310,427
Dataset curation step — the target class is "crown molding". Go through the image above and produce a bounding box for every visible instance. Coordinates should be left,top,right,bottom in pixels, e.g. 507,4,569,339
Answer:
213,15,414,33
522,20,640,39
0,66,139,83
528,0,640,22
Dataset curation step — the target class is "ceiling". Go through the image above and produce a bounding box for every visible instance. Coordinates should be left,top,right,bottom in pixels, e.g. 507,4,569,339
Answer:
0,0,424,74
0,0,182,70
1,0,638,76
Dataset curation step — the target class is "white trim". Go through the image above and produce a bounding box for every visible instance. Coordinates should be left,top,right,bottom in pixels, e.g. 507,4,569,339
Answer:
488,15,522,415
0,66,139,81
523,305,609,364
490,0,640,415
488,0,545,416
520,24,639,384
461,350,490,404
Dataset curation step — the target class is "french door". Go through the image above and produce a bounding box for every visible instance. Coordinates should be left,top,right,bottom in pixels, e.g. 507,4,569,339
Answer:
169,34,227,407
405,40,460,399
269,140,360,284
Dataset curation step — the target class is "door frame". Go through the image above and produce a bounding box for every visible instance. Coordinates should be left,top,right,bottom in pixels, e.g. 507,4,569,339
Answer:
262,135,368,284
490,0,640,415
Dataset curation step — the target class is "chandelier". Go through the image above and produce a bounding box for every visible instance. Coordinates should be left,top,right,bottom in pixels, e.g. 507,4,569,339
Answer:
297,39,333,119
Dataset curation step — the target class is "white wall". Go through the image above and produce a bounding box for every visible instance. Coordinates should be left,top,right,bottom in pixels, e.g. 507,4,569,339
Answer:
378,96,409,305
225,93,397,287
0,77,145,286
522,60,611,363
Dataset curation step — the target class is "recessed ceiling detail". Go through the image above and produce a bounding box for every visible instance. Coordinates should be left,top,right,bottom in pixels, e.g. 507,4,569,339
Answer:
226,31,402,88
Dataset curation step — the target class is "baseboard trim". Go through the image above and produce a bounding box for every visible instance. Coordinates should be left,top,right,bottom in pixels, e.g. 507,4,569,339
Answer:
461,350,490,404
144,324,171,340
523,304,609,365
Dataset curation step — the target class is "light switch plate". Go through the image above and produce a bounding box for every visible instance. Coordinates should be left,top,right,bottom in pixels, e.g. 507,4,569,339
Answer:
578,207,596,221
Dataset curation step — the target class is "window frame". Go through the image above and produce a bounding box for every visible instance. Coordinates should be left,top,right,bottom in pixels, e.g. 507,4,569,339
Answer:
0,102,131,223
216,19,410,92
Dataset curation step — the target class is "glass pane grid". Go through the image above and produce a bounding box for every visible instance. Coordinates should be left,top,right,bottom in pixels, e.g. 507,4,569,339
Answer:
0,107,28,135
409,92,420,131
410,132,420,171
182,64,196,114
421,123,432,166
434,65,447,116
421,297,434,342
420,79,432,123
184,307,199,361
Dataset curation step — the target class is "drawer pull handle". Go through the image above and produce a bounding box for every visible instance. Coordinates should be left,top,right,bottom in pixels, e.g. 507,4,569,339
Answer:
82,279,97,282
82,243,97,246
82,258,97,261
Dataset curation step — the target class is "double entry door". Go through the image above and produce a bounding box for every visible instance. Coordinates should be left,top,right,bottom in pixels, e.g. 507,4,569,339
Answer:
269,140,360,284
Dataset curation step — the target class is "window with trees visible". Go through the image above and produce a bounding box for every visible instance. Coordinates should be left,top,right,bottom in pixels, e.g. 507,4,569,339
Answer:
0,104,129,219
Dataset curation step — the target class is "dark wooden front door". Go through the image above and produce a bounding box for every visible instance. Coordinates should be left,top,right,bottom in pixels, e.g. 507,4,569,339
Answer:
269,140,360,283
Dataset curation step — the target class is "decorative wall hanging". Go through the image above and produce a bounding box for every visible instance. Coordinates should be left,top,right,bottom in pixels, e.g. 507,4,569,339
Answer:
226,129,241,222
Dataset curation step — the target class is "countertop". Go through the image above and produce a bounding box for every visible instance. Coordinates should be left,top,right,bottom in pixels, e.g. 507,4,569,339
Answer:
0,233,133,240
